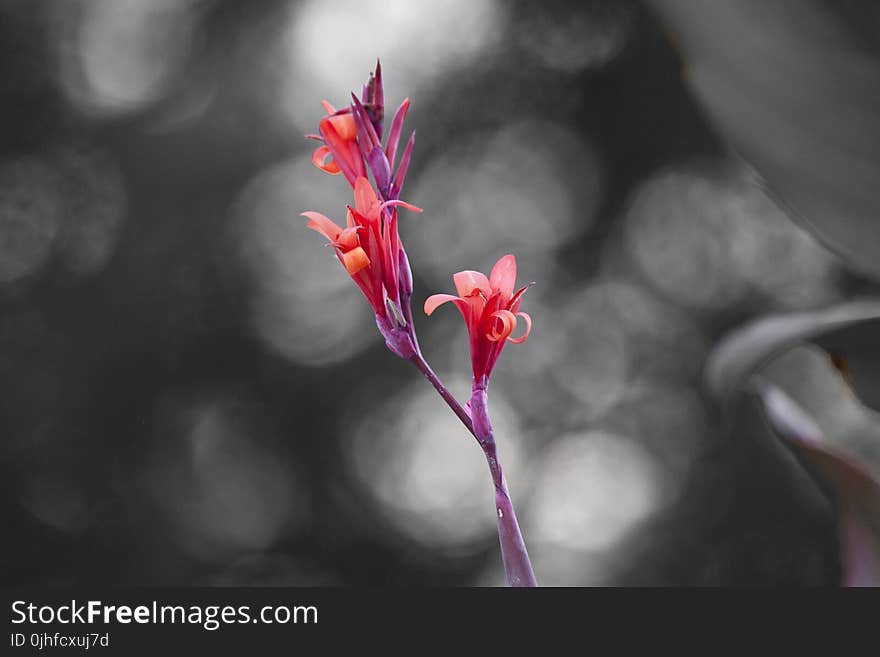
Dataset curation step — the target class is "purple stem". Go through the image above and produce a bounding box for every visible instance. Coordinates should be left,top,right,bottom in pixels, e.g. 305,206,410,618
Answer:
409,352,473,435
406,342,536,586
469,377,537,587
371,129,534,585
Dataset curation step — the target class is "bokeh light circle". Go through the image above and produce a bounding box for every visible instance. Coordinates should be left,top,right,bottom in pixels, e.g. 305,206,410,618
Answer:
281,0,504,131
0,157,64,284
406,120,602,288
52,0,200,118
143,392,306,563
527,431,665,553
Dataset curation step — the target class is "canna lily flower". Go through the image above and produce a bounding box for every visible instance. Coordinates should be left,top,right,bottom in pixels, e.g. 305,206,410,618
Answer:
307,61,416,202
303,176,421,320
309,100,366,186
303,63,420,359
424,255,532,383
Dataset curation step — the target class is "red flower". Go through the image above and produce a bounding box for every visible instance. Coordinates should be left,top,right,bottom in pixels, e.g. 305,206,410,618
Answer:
424,255,532,382
309,101,367,186
307,61,415,202
302,63,419,359
303,177,421,318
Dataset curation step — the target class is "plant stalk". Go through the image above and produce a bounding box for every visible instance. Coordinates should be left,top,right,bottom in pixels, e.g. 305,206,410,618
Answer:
470,377,537,587
405,322,536,587
409,352,474,434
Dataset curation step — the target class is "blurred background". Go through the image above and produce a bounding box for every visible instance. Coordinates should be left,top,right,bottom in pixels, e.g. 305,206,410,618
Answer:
1,0,876,586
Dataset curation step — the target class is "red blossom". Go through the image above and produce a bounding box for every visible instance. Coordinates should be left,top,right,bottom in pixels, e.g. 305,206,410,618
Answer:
424,255,533,382
307,61,414,202
303,177,421,318
309,101,366,186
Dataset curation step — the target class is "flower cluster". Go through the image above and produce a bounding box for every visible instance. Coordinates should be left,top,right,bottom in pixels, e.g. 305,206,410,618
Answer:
303,62,422,357
302,62,532,377
303,178,420,322
301,62,537,586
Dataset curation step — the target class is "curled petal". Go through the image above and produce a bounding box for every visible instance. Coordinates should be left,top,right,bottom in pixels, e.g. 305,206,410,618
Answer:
302,211,342,242
341,246,370,275
424,293,459,316
424,293,467,317
486,309,517,342
507,312,532,344
489,254,517,299
380,199,423,214
311,146,341,174
454,270,491,298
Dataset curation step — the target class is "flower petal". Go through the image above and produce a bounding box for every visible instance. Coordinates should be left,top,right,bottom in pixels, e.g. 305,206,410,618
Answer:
336,226,361,251
327,113,357,141
486,309,517,342
509,283,534,311
380,199,423,214
361,220,384,299
302,211,342,242
366,146,392,195
311,146,341,174
454,270,491,298
320,100,336,115
319,118,357,184
385,97,410,170
381,211,399,302
424,293,466,317
354,177,381,220
507,312,532,344
489,254,517,299
350,93,381,151
341,246,370,275
391,130,415,197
